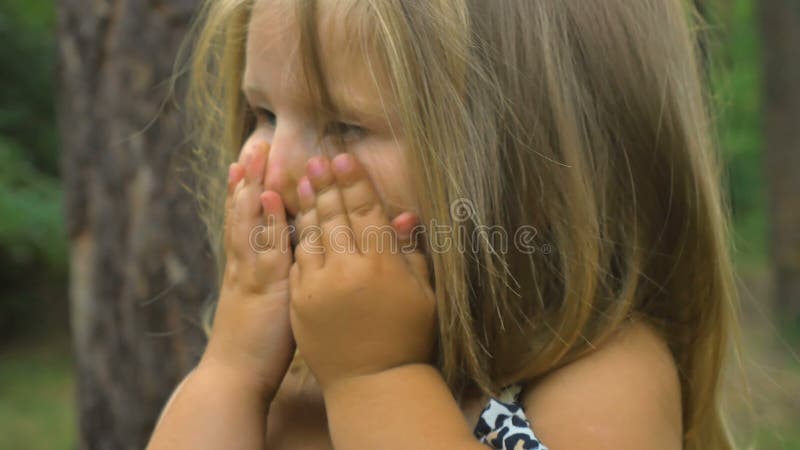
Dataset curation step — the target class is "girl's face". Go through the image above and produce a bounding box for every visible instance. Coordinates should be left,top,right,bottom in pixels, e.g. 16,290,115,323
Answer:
241,1,416,224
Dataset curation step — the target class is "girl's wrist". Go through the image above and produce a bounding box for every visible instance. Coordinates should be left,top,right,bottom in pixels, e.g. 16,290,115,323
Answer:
196,350,281,406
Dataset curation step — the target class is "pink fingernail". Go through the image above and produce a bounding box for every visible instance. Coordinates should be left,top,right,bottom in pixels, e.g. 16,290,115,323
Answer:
247,150,264,180
298,177,314,199
228,163,244,185
308,157,326,179
333,154,353,174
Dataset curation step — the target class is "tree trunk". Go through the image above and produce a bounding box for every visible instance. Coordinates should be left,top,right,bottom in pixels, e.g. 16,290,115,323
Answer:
759,0,800,331
56,1,211,448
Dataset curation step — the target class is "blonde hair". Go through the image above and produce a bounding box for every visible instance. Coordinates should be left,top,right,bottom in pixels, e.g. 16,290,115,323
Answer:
180,1,743,448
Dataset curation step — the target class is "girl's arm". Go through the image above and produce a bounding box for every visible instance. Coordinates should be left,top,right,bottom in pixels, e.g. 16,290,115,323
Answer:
146,361,275,450
322,322,682,450
288,154,487,450
322,363,487,450
147,143,295,450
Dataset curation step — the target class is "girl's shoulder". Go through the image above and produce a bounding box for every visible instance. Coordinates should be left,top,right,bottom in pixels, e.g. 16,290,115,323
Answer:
473,383,549,450
513,320,683,450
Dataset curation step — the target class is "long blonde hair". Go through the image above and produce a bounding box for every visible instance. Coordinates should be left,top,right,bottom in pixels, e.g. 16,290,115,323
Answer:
180,1,743,448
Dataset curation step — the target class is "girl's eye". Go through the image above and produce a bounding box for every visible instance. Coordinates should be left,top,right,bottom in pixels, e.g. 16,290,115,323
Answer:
245,104,366,141
325,121,367,140
249,106,276,127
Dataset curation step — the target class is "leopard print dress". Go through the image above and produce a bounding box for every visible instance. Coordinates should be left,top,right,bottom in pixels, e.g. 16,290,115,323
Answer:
473,384,549,450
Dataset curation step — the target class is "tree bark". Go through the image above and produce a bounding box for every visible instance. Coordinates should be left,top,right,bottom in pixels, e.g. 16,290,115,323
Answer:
56,1,211,448
759,0,800,330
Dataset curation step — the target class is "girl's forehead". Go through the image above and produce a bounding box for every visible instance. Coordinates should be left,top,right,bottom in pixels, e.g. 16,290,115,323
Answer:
244,0,392,120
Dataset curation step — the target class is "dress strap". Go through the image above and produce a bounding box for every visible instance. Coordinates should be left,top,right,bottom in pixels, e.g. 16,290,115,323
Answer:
473,383,549,450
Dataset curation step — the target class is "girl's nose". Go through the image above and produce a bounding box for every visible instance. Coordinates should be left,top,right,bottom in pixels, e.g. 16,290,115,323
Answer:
264,132,319,217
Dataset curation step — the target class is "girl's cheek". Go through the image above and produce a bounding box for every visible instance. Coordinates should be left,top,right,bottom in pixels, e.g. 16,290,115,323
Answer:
353,145,417,216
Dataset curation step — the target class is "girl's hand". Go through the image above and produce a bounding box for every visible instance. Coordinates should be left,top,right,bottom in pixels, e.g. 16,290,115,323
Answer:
289,154,437,392
200,142,295,400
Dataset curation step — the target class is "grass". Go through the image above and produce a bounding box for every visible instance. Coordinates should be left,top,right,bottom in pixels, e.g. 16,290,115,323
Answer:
0,337,76,450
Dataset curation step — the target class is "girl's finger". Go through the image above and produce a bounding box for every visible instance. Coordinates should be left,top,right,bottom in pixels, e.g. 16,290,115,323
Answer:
294,176,324,270
392,211,420,249
330,153,392,255
392,212,429,282
224,162,246,252
306,156,356,258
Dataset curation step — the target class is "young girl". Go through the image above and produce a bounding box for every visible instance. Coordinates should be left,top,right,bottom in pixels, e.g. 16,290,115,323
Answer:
147,0,742,449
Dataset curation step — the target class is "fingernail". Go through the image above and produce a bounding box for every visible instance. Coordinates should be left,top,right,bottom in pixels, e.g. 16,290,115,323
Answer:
247,152,261,180
298,177,314,199
392,211,418,236
332,154,353,175
307,158,324,179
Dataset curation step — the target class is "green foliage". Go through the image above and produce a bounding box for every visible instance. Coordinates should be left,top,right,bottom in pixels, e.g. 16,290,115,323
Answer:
0,0,58,176
0,137,65,269
0,134,66,339
0,0,65,337
707,0,768,267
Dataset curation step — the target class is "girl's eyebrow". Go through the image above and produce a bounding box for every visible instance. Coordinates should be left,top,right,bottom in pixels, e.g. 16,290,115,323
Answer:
330,90,386,123
242,77,390,124
328,79,399,124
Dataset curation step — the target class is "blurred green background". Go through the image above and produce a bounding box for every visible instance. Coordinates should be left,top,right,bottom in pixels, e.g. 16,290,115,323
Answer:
0,0,797,449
